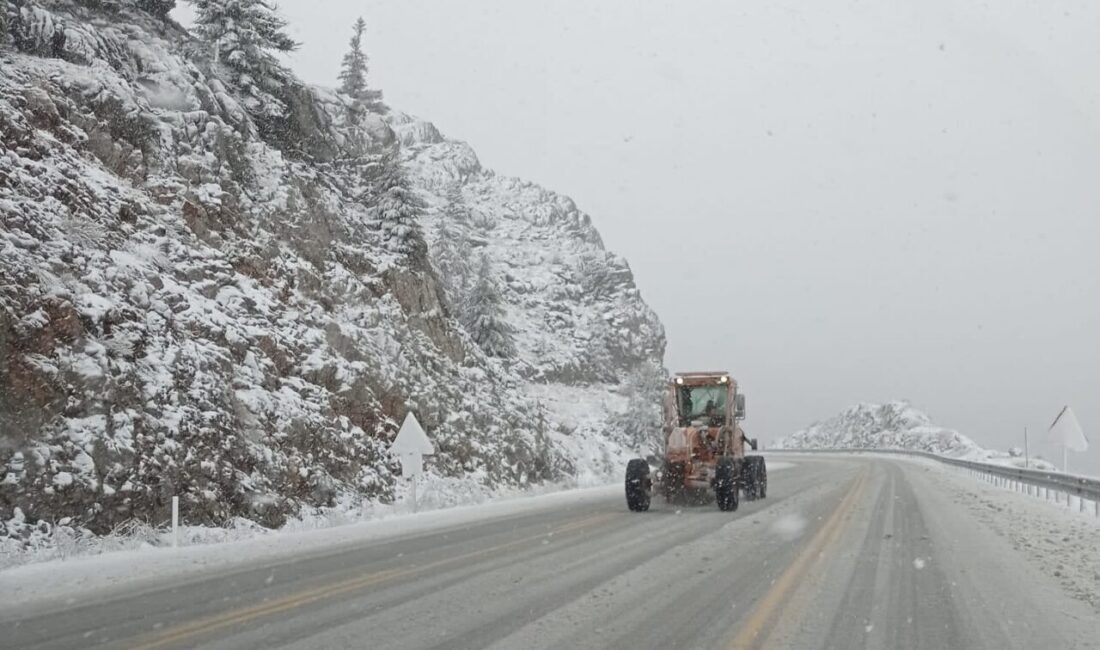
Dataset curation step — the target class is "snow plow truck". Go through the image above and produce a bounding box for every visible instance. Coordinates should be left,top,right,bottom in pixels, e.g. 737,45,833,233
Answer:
625,371,766,512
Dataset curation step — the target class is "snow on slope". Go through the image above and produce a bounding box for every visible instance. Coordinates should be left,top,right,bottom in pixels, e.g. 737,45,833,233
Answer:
776,401,1057,470
0,1,664,564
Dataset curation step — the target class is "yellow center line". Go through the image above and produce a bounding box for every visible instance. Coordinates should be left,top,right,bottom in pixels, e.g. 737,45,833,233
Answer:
127,511,619,650
728,470,869,650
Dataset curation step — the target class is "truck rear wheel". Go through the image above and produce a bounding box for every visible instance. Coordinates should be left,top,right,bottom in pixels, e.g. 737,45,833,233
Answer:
625,459,651,512
742,458,758,501
742,456,766,501
716,457,739,512
757,458,767,498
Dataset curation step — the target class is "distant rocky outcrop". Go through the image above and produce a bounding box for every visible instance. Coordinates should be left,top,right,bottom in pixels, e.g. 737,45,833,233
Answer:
775,401,1056,470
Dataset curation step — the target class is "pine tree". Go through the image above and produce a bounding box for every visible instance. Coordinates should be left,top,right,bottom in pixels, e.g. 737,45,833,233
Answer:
442,182,470,226
338,17,386,114
532,400,552,479
430,183,473,297
0,3,9,48
465,253,514,358
584,314,615,381
191,0,298,117
369,147,426,257
431,218,467,296
137,0,176,18
610,362,666,453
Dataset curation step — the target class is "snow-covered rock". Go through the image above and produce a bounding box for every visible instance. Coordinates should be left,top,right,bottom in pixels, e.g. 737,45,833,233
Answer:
0,0,665,562
775,401,1057,470
776,401,979,455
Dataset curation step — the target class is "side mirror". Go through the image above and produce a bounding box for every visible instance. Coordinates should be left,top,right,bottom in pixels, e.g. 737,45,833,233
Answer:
749,438,758,451
735,393,746,420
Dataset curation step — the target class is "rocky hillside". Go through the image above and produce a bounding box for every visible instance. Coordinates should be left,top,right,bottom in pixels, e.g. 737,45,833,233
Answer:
775,401,1055,469
777,401,981,455
0,0,664,553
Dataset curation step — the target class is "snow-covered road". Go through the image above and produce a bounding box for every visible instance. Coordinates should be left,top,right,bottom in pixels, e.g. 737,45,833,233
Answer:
2,455,1096,649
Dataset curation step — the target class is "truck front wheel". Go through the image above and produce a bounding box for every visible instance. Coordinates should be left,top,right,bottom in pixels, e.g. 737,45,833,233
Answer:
625,459,651,512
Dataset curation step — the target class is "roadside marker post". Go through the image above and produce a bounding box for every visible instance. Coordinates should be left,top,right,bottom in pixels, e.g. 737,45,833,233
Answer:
389,412,435,513
171,496,179,548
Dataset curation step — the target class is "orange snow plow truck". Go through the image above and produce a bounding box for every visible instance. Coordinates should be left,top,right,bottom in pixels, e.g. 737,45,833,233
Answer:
625,371,765,512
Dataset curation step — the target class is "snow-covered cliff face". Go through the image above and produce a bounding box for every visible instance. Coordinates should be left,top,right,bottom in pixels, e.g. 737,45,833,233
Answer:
395,114,664,386
776,401,1056,469
0,0,664,548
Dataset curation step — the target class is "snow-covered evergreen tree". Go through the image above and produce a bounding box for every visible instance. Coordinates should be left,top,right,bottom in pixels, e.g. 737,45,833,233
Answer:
137,0,176,18
431,218,467,295
338,17,386,114
191,0,298,117
583,315,615,381
369,147,426,257
428,183,476,315
466,253,515,358
609,362,666,453
0,3,9,48
436,184,472,278
442,182,470,225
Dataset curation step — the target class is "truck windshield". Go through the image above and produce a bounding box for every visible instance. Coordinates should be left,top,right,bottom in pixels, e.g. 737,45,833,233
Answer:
677,385,728,425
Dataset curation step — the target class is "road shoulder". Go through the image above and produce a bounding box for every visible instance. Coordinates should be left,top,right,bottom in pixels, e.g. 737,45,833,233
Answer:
0,484,620,617
899,459,1099,649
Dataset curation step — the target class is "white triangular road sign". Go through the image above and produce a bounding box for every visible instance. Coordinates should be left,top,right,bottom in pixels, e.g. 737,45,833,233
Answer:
1048,406,1089,452
389,412,435,478
391,413,435,455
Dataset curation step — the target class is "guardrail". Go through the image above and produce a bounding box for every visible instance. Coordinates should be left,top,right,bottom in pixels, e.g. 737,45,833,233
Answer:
767,448,1100,517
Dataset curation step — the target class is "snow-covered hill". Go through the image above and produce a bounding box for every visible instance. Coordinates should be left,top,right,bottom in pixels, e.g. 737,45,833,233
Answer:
0,1,664,561
775,401,1056,470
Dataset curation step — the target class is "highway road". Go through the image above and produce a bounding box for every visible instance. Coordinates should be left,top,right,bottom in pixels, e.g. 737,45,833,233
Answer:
3,455,1097,649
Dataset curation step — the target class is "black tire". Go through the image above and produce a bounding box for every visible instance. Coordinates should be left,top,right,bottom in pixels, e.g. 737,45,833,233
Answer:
625,459,651,512
743,456,766,501
663,461,686,504
758,458,767,498
716,457,739,512
742,457,758,501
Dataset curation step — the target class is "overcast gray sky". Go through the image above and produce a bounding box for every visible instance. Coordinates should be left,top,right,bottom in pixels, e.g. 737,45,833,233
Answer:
176,0,1099,473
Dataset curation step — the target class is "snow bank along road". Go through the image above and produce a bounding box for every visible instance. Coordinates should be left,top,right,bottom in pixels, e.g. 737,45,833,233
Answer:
3,455,1097,649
